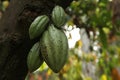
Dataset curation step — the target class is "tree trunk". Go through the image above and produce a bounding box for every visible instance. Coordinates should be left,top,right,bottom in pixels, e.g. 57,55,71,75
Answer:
0,0,73,80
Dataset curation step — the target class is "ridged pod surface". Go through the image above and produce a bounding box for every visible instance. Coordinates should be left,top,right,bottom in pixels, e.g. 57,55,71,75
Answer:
40,24,68,73
27,42,43,72
52,6,67,28
29,15,49,39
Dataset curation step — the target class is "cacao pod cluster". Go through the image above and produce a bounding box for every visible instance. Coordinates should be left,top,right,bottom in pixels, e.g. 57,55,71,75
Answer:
27,5,68,75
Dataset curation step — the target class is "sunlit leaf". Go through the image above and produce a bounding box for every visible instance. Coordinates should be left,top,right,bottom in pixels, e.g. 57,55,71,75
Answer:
100,74,107,80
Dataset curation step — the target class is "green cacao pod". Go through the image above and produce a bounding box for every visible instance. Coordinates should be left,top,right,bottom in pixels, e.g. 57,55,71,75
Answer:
29,15,49,39
52,6,67,28
40,24,68,73
27,42,43,72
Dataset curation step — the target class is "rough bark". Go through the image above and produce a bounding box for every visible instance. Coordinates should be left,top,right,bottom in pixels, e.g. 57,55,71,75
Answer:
0,0,73,80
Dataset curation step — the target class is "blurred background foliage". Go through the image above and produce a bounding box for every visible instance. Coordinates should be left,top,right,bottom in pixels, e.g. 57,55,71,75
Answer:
1,0,120,80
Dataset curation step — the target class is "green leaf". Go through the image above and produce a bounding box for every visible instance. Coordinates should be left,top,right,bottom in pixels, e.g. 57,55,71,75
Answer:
99,28,108,49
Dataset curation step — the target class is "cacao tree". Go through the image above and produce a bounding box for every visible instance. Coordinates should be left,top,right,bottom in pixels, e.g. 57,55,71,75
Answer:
0,0,120,80
0,0,73,80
